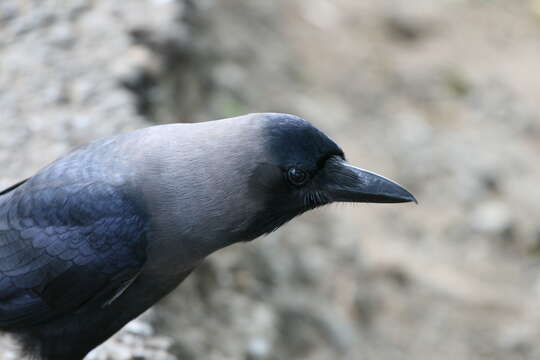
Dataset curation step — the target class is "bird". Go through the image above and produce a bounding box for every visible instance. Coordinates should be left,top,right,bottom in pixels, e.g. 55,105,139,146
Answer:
0,113,415,359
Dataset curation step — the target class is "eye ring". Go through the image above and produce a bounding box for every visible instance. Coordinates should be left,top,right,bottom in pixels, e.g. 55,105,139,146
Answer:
287,167,309,186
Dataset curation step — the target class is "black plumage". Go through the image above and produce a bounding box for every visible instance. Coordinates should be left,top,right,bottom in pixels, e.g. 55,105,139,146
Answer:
0,160,148,358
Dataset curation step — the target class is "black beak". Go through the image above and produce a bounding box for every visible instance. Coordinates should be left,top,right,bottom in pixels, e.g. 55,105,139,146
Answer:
323,158,417,204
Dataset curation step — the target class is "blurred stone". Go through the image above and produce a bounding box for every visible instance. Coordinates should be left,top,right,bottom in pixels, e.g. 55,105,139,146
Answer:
124,319,155,337
44,83,70,105
275,299,353,358
384,15,429,42
214,63,246,90
0,4,18,24
245,337,271,360
192,260,220,302
168,341,196,360
231,247,278,296
13,11,56,35
299,0,341,30
66,1,92,21
373,265,411,288
0,335,19,360
498,325,535,356
480,170,501,193
471,201,514,239
354,286,383,327
383,2,439,43
444,70,471,97
49,23,76,49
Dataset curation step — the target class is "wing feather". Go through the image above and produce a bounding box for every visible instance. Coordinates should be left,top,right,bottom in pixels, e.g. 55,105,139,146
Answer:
0,180,148,328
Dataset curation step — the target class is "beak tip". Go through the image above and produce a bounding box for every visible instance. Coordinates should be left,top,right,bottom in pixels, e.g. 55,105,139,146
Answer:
391,193,417,204
398,188,418,205
377,184,417,204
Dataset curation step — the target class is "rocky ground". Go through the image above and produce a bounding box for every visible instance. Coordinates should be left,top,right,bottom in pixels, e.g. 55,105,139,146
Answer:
1,0,540,359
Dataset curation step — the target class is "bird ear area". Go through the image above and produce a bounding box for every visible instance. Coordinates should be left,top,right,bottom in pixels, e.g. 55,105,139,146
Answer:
249,162,291,193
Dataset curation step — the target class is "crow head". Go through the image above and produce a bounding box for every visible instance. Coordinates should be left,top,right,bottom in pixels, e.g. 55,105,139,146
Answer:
242,113,416,238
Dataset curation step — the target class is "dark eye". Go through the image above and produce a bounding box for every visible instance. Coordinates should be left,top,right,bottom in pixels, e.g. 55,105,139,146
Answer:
287,167,309,186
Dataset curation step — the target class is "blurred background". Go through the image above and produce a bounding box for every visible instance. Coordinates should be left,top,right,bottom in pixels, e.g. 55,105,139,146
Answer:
1,0,540,359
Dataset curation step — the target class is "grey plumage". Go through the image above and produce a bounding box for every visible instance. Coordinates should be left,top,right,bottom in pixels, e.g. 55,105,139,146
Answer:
0,113,415,359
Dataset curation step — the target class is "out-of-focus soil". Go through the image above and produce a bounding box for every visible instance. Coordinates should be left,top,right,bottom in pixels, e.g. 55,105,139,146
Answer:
1,0,540,359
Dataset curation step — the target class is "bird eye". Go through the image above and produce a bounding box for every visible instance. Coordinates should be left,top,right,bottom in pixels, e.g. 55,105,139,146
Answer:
287,168,309,186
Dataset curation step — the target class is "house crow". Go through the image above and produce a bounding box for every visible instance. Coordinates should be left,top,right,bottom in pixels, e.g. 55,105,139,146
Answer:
0,113,416,359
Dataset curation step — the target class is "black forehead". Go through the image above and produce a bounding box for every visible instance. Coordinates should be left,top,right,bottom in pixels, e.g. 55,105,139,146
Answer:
262,113,344,169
